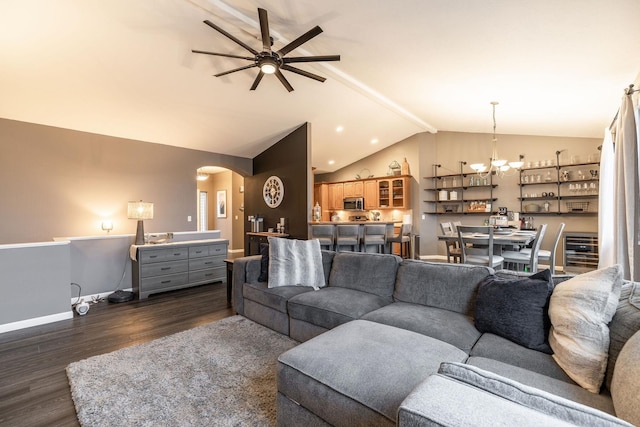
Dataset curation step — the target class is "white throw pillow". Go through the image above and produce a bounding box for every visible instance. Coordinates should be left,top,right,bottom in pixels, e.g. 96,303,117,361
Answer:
549,264,623,393
267,237,325,288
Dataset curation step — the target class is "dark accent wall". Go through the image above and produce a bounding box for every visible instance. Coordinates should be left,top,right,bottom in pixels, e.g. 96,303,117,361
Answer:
244,123,310,249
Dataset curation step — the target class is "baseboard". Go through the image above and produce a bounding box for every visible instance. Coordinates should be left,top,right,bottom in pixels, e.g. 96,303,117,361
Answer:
228,249,244,254
0,311,74,334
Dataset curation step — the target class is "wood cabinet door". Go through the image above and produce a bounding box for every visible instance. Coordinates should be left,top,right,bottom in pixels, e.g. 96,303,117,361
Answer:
364,180,378,209
343,181,355,198
328,183,344,210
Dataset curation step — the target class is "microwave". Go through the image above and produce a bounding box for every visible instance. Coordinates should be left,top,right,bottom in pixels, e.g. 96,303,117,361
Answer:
343,197,364,210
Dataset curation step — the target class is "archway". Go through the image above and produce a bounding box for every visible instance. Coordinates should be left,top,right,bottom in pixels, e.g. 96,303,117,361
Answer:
196,166,245,255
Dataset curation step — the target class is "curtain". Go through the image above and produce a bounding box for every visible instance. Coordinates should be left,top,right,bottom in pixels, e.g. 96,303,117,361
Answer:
604,90,640,281
598,128,615,268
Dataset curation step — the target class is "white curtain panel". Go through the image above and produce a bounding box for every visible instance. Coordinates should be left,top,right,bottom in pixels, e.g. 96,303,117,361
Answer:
598,128,615,269
611,91,640,281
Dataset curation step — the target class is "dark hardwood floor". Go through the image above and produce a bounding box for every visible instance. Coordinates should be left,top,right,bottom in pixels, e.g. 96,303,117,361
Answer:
0,282,234,426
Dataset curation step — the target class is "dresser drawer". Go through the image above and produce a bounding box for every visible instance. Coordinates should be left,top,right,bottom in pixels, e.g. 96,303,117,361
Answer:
207,243,227,257
139,248,188,263
189,267,225,283
189,255,224,271
140,259,188,278
140,272,189,292
189,245,210,258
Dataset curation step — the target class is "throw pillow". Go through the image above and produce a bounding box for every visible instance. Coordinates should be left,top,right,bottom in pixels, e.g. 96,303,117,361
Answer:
475,269,554,353
548,264,623,393
267,237,325,288
611,328,640,426
257,243,269,282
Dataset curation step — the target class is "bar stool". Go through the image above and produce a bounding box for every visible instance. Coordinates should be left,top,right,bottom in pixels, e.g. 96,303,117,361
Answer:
388,223,411,258
362,224,387,253
310,224,335,251
336,225,360,252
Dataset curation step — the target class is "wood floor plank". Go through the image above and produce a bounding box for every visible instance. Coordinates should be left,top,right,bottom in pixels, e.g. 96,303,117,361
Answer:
0,282,234,427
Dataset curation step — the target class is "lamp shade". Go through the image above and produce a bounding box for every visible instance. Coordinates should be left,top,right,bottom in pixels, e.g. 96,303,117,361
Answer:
128,201,154,220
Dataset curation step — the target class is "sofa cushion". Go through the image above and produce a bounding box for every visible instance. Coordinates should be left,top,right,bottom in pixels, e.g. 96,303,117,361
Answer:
393,260,493,316
605,281,640,390
268,237,325,288
437,363,632,426
243,282,314,313
361,302,481,352
549,264,623,393
277,320,468,425
611,330,640,426
328,252,401,298
470,333,573,383
287,287,391,330
467,357,615,415
475,269,553,353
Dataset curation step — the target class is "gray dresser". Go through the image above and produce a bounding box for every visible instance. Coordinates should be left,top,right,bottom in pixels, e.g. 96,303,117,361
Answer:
132,239,228,299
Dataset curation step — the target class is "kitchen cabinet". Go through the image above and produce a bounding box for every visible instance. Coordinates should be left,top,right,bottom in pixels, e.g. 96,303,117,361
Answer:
378,177,410,209
328,183,344,210
314,183,330,221
363,180,378,210
343,181,364,198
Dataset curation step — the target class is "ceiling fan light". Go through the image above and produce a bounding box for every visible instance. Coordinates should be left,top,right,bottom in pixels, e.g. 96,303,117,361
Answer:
508,161,524,169
470,163,486,172
499,165,511,172
260,62,277,74
491,159,507,167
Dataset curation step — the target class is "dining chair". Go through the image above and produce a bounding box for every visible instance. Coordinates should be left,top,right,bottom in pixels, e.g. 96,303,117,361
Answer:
519,223,565,274
440,222,461,263
388,223,411,258
362,224,387,253
310,224,335,251
452,221,462,232
335,225,361,252
501,224,547,273
456,225,504,269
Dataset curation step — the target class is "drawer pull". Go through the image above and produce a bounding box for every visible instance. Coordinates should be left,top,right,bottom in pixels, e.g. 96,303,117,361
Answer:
161,280,171,284
204,261,213,265
149,255,158,259
195,250,204,254
173,253,182,256
205,273,213,277
161,267,171,271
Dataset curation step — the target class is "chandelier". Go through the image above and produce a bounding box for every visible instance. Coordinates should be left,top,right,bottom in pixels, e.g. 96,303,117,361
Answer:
469,101,524,178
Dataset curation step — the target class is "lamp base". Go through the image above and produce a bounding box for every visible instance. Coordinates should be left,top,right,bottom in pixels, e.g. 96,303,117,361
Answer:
108,290,134,303
134,220,145,245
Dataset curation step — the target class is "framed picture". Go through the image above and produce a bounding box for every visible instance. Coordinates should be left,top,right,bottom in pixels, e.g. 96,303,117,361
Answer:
217,190,227,218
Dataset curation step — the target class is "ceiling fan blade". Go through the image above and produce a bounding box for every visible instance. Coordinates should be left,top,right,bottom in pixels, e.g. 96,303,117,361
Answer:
277,25,323,57
283,55,341,64
214,64,257,77
258,8,271,53
191,50,255,61
250,71,265,91
275,69,294,92
203,20,259,56
281,65,326,82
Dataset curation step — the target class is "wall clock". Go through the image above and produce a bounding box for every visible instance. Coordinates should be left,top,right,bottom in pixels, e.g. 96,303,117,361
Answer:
263,175,284,208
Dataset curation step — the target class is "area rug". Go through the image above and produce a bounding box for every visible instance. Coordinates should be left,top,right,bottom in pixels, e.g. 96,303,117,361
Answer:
66,316,297,427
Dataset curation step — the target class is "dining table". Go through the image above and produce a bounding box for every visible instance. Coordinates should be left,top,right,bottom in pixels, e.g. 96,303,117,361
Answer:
437,228,537,253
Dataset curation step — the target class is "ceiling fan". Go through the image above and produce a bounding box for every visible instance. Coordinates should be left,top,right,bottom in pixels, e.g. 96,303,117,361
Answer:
192,8,340,92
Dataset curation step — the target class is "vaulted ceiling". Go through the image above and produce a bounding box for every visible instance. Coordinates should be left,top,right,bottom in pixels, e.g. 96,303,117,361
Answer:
1,0,639,173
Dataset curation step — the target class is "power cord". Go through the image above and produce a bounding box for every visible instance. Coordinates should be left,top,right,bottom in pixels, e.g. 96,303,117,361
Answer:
71,282,82,306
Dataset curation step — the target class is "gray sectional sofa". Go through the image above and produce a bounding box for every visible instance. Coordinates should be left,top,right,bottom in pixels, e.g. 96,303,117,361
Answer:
232,250,640,426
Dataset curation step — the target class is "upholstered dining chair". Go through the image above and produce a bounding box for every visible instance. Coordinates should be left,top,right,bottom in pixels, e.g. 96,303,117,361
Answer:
501,224,548,273
335,225,360,252
440,222,461,263
388,223,412,258
362,224,388,253
310,224,335,251
519,223,565,273
456,225,504,269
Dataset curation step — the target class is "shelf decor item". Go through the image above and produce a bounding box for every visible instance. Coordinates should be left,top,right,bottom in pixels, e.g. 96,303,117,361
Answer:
566,201,590,212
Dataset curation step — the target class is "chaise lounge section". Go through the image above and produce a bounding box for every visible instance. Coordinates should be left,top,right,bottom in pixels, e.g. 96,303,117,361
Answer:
232,246,640,426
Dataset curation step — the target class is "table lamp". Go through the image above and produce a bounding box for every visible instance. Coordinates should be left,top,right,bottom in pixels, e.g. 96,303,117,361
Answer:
128,201,154,245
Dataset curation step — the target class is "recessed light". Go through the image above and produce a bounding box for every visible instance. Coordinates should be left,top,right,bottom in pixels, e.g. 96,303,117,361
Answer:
371,138,379,144
336,126,344,133
328,160,335,165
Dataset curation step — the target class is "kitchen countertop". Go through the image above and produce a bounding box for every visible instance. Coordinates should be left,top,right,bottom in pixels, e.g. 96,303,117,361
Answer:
246,231,290,237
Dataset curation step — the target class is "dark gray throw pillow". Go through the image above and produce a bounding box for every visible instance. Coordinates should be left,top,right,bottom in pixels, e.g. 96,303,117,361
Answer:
475,269,553,353
257,243,269,282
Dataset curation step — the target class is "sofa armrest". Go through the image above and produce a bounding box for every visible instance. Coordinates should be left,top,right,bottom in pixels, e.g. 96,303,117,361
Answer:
232,255,261,315
398,364,632,427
